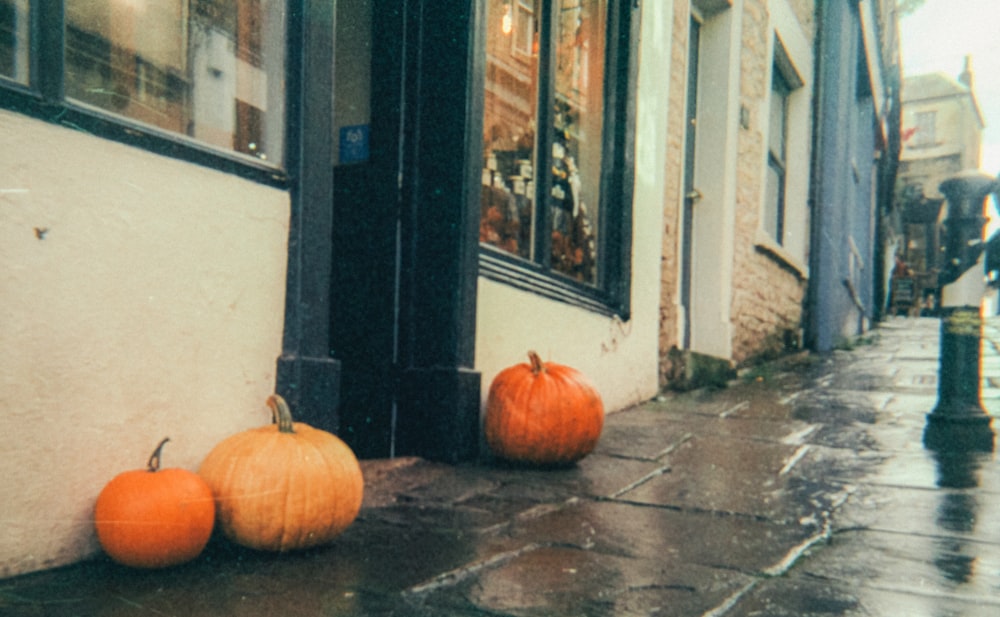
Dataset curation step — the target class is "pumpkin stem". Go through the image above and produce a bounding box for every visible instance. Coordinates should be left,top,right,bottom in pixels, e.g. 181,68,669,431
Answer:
527,350,546,375
147,437,170,472
267,395,296,434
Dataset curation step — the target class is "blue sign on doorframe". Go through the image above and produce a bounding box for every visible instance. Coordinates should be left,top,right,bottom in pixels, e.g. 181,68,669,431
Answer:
339,124,370,164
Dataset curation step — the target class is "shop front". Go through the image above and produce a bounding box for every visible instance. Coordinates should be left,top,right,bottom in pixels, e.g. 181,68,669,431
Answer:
0,0,670,576
327,0,664,463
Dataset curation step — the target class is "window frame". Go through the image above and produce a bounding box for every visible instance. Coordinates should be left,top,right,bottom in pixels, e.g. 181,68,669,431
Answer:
765,66,791,244
475,0,638,319
0,0,296,188
758,35,806,259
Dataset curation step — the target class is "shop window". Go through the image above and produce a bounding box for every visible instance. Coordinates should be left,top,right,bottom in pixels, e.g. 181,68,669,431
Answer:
479,0,635,309
63,0,283,164
0,0,29,84
2,1,286,173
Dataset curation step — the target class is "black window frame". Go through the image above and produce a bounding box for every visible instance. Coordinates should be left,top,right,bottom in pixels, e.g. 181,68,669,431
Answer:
0,0,306,188
475,0,639,319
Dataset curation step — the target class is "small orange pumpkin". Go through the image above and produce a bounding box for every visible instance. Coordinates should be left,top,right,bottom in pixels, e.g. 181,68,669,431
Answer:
198,395,364,552
485,351,604,465
94,438,215,568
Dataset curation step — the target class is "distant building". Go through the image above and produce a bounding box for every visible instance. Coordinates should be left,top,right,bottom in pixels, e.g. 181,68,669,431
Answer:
895,57,985,307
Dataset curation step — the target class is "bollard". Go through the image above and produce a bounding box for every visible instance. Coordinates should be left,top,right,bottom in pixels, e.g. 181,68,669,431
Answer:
924,170,998,452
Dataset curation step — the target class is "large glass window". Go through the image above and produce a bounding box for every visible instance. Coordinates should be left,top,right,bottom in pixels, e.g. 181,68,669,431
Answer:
3,1,285,167
64,0,285,164
0,0,29,84
480,0,609,285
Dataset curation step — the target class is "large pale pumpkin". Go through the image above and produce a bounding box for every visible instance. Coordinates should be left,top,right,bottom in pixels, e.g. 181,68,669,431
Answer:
485,351,604,465
94,438,215,568
199,395,364,552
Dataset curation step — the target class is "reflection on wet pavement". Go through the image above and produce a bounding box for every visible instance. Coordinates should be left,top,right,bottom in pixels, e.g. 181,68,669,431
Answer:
730,318,1000,617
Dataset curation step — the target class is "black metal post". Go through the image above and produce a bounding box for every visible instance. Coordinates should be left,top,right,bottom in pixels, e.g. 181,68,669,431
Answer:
924,170,998,452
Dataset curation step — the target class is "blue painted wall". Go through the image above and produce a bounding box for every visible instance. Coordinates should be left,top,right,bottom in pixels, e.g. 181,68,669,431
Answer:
807,1,881,351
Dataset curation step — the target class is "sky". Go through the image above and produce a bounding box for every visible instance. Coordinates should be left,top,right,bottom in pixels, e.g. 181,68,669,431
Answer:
898,0,1000,173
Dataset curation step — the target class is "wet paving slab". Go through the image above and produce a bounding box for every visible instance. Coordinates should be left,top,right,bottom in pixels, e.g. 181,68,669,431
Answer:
417,543,755,617
726,567,1000,617
409,497,812,617
619,435,856,526
752,521,1000,616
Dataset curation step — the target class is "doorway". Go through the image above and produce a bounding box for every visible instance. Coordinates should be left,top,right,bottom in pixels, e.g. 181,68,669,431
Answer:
679,3,739,362
680,15,701,350
329,0,482,462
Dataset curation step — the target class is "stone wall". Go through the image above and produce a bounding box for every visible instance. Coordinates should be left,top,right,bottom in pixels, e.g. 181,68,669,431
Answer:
735,0,814,365
730,0,810,365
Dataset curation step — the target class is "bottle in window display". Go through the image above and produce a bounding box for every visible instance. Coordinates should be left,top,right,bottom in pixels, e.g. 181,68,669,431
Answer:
550,118,596,282
480,125,533,257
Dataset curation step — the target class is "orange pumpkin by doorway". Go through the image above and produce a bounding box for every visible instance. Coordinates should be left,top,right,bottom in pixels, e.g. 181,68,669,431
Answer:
198,395,363,552
485,351,604,465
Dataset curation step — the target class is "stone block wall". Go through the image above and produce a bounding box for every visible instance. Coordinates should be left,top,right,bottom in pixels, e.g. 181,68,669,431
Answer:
731,250,806,363
730,0,810,365
658,0,690,384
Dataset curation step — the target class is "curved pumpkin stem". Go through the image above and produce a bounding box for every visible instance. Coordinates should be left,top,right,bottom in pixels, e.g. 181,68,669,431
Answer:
527,350,546,375
146,437,170,472
267,395,296,434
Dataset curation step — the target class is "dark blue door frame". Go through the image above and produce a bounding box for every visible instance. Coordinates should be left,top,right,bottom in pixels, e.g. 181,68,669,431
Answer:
388,0,483,463
276,0,343,435
282,0,482,463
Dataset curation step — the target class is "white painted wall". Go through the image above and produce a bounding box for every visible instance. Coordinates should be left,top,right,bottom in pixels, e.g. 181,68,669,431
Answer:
475,1,673,416
0,111,290,577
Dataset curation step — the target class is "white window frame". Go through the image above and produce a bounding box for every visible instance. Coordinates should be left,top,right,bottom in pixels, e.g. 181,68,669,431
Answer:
755,0,812,273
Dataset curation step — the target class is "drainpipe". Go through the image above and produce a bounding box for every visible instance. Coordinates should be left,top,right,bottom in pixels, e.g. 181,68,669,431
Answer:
803,0,829,351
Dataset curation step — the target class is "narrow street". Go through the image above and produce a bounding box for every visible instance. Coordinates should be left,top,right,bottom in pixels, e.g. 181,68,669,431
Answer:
2,316,999,616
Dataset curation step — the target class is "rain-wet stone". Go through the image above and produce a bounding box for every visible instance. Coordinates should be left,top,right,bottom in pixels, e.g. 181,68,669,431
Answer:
596,408,695,461
792,394,880,425
421,545,756,617
503,499,819,576
622,436,855,525
728,576,864,617
775,528,1000,615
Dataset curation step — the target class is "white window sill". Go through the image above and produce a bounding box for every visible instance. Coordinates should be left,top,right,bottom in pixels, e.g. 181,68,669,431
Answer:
754,229,809,280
